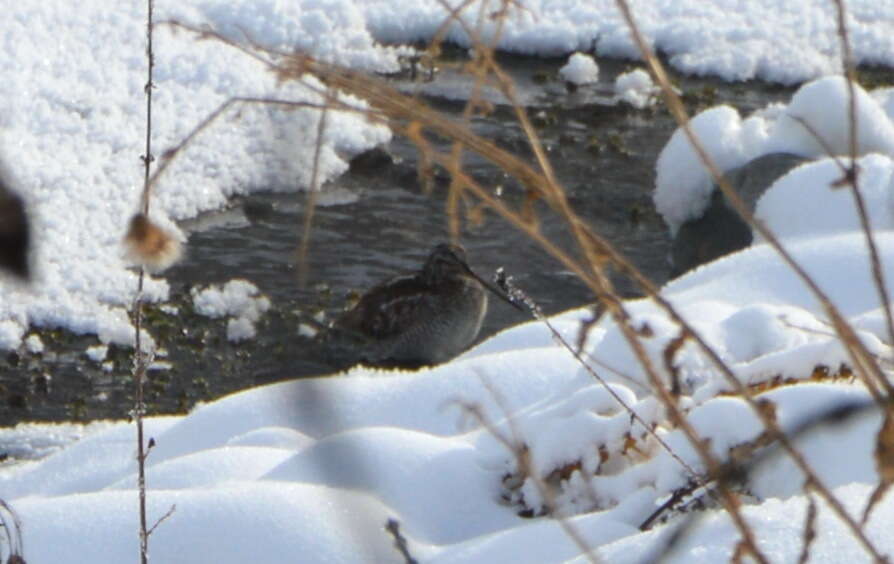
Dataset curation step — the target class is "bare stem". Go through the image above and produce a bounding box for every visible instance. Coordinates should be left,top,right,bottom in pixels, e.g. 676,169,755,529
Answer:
385,519,418,564
295,88,332,288
144,13,891,561
136,0,155,562
831,0,894,352
464,377,601,564
614,0,889,559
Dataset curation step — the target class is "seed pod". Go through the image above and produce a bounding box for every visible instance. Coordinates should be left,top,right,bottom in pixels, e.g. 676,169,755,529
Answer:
123,213,182,272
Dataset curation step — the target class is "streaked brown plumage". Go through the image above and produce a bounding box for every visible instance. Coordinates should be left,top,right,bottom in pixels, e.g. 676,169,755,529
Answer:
322,243,510,368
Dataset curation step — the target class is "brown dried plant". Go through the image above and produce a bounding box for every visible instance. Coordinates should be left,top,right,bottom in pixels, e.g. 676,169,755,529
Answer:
147,15,777,564
0,498,25,564
614,0,890,559
139,0,893,561
457,375,601,564
129,1,177,563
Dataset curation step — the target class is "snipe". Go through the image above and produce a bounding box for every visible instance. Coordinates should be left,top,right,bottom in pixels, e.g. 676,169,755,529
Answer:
320,243,520,368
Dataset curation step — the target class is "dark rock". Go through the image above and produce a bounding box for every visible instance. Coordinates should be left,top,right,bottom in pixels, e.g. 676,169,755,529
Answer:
7,393,27,409
348,146,395,174
671,189,753,278
722,152,808,211
32,372,51,395
242,199,276,223
671,152,807,277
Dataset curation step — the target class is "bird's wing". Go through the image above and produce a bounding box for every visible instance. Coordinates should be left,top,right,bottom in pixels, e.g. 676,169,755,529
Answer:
335,274,439,339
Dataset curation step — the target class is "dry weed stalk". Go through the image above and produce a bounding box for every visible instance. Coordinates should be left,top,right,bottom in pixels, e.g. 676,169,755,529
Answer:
0,499,25,564
614,0,889,399
831,0,894,352
432,0,511,241
129,1,177,562
133,3,155,561
615,0,890,559
156,15,765,562
148,0,890,559
500,279,720,511
829,0,894,528
798,493,819,564
458,376,600,564
385,519,418,564
295,86,333,287
864,406,894,524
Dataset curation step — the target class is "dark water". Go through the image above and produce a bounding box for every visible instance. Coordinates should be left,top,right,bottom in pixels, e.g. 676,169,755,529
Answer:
0,54,799,426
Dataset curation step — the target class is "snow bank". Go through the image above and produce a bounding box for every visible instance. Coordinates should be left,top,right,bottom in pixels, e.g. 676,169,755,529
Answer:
363,0,894,84
3,2,894,562
4,0,894,350
4,227,894,562
654,76,894,235
0,0,392,350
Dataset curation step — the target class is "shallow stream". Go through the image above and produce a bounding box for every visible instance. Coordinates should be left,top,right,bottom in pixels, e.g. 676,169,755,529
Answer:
0,53,800,426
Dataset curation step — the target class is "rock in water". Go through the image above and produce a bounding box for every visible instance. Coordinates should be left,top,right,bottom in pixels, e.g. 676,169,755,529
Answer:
671,152,807,277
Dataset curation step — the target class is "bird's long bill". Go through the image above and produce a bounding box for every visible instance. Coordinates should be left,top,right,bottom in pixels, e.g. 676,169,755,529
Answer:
464,266,526,312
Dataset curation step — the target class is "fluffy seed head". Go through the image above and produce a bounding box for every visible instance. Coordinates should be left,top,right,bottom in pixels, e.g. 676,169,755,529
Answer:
123,213,182,272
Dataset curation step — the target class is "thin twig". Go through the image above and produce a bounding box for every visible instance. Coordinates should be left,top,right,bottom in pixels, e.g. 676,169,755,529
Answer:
789,115,850,173
614,1,890,559
145,19,889,560
432,0,509,240
461,376,601,564
385,519,418,564
136,1,155,562
798,493,819,564
295,87,333,288
504,279,706,489
419,22,770,555
147,504,177,537
831,0,894,355
0,498,24,561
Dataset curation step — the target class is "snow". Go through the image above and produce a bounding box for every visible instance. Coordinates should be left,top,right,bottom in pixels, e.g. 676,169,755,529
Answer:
654,75,894,235
1,0,893,349
297,323,317,338
613,68,658,109
0,421,116,465
2,328,892,562
6,228,894,561
363,0,894,85
191,279,271,342
3,0,894,563
594,483,893,563
226,316,256,342
655,105,759,234
85,344,109,363
0,0,392,351
755,153,894,242
559,53,600,85
23,334,44,355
